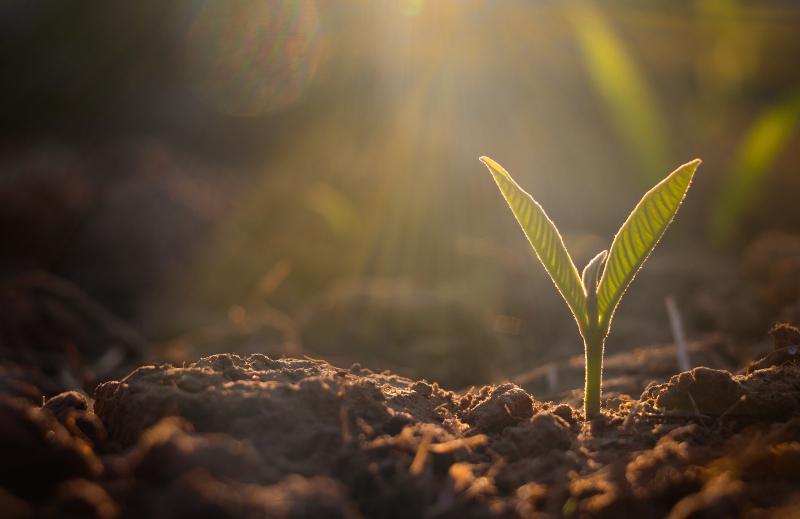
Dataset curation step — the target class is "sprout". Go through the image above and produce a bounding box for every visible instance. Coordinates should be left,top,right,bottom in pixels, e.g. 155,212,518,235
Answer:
481,157,701,418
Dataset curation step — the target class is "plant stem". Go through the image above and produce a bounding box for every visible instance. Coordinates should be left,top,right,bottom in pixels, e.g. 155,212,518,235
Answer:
583,334,605,418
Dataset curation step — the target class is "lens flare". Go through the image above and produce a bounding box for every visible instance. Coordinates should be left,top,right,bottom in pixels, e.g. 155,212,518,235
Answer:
184,0,321,117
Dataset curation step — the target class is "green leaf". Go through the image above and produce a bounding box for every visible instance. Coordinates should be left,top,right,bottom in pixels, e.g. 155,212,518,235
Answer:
480,156,588,330
596,159,701,332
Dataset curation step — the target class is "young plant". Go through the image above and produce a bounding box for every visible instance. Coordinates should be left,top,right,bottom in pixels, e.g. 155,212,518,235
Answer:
481,157,701,418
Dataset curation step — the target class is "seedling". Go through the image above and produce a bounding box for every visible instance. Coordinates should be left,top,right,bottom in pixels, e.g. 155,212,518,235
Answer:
481,157,701,418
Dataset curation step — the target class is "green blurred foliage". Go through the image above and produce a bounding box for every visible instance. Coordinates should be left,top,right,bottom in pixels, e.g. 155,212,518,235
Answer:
711,93,800,245
567,3,670,183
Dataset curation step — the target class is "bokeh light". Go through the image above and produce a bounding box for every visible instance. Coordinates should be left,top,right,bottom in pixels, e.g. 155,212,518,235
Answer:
183,0,322,116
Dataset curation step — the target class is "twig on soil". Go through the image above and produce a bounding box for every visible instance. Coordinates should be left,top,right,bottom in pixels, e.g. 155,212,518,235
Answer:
92,346,126,378
546,365,559,393
339,404,352,443
718,395,747,420
355,417,375,437
58,368,81,391
256,259,291,298
409,432,487,476
687,391,701,416
623,400,643,430
428,435,487,454
666,296,691,372
410,429,434,476
637,412,716,423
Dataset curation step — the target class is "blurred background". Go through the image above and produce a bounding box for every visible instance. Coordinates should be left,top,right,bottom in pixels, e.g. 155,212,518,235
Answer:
2,0,800,393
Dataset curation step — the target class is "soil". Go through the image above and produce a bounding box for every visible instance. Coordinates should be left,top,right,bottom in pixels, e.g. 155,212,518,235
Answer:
0,271,145,396
1,325,799,518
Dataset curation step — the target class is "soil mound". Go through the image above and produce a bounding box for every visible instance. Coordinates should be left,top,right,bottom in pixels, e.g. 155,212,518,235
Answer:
1,350,799,517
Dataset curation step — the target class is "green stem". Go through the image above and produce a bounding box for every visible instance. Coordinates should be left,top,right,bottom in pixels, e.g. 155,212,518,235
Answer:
583,333,605,418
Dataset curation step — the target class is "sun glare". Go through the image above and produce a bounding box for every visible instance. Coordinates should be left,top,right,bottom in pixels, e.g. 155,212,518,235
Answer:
184,0,322,116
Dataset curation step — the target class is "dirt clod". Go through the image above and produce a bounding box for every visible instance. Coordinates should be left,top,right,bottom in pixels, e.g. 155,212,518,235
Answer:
0,396,101,499
154,471,361,519
493,412,574,461
745,323,800,373
666,474,744,519
44,391,90,421
47,479,119,519
462,383,533,434
769,323,800,350
651,367,744,415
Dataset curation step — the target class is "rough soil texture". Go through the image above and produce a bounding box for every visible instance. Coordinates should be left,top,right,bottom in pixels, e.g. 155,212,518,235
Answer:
512,334,744,408
0,272,145,396
2,325,800,518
